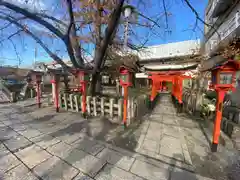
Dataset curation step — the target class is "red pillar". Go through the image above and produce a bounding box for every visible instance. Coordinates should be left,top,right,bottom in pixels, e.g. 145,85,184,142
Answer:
123,85,128,127
150,82,157,101
51,80,55,104
212,90,225,152
81,82,87,115
178,78,183,104
51,78,59,112
172,77,176,98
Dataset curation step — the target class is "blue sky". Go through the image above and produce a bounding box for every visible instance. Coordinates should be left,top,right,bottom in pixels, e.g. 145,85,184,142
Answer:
0,0,208,67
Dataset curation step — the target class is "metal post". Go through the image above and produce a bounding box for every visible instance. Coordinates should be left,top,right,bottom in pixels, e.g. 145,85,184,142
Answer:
212,89,225,152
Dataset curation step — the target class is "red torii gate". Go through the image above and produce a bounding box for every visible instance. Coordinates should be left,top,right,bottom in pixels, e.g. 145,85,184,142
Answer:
148,71,192,107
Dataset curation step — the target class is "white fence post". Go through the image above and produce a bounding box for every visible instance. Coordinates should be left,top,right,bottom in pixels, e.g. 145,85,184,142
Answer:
59,93,62,108
109,98,114,119
74,95,79,112
87,96,91,114
131,99,134,119
69,94,74,111
63,93,68,110
118,99,123,121
101,97,105,116
93,97,97,116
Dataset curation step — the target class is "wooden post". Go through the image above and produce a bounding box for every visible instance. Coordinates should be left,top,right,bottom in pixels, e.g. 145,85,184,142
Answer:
131,98,135,119
109,98,114,119
101,97,105,116
79,95,82,111
69,94,74,111
86,96,91,115
93,97,97,116
74,95,79,112
212,90,225,152
30,88,34,98
118,99,123,121
59,93,63,109
63,93,68,110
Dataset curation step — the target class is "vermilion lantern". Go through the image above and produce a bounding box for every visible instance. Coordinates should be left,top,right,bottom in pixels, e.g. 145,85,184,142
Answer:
119,66,133,128
78,70,89,118
31,71,43,108
31,72,42,84
207,59,240,152
79,71,89,83
119,67,132,87
36,74,42,84
210,60,240,91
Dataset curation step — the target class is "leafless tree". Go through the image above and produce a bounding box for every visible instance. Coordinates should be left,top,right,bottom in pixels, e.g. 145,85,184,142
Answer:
0,0,208,94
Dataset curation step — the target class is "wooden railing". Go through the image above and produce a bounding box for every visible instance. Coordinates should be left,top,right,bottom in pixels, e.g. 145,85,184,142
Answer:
59,92,149,125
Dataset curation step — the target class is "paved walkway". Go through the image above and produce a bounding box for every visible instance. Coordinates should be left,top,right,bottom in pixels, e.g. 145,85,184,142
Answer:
0,94,239,180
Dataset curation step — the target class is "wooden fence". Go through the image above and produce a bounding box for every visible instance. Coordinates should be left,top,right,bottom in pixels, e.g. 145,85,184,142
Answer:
59,93,149,125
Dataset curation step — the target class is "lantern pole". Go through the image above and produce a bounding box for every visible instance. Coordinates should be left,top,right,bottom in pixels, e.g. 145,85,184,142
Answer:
79,71,87,118
51,75,59,112
212,89,225,152
82,81,87,117
51,78,56,105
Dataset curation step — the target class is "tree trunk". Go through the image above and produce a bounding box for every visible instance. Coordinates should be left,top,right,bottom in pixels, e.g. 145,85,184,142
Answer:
195,75,204,115
90,72,101,96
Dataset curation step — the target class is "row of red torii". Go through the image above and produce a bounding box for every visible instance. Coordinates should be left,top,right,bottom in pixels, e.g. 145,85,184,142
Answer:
30,60,239,152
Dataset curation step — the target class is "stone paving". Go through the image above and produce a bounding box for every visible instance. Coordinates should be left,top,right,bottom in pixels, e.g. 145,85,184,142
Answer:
0,95,239,180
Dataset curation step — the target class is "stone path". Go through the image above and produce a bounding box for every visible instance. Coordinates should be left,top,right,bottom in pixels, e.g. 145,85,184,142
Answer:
0,95,239,180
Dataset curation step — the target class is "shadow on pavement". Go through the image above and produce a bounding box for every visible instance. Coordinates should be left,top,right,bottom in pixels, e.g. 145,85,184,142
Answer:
37,115,141,179
168,153,198,180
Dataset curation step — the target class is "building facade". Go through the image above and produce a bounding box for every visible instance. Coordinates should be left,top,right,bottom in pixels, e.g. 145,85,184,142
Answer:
204,0,240,57
204,0,240,106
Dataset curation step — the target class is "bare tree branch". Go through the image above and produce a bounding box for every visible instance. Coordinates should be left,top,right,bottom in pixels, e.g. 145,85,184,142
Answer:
0,1,65,39
0,14,69,70
137,12,162,29
162,0,168,29
9,38,22,66
7,29,23,40
183,0,220,39
65,0,84,68
93,0,125,73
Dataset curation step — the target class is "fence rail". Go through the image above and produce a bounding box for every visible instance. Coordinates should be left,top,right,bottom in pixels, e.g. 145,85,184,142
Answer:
59,92,149,125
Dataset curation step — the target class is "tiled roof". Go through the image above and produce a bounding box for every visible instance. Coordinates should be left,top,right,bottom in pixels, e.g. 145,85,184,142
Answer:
0,66,43,80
